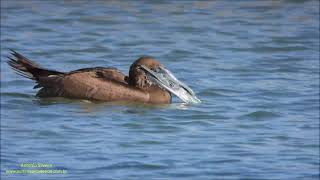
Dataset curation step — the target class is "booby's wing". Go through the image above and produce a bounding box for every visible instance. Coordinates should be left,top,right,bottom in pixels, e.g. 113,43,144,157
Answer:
47,70,148,102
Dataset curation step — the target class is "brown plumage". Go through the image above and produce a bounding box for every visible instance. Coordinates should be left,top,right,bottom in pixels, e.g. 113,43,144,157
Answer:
7,50,171,104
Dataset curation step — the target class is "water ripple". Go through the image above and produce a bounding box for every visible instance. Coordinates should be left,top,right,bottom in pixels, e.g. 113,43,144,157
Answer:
239,111,281,120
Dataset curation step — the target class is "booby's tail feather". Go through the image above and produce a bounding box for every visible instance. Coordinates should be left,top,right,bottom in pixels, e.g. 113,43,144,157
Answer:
7,50,65,81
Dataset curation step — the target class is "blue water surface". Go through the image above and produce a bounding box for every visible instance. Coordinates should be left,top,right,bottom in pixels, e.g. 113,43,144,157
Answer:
1,1,319,180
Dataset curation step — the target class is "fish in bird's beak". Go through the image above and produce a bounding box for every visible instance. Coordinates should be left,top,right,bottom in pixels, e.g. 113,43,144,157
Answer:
139,65,201,104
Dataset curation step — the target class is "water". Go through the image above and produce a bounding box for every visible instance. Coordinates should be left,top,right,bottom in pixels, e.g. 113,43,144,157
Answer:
1,1,319,179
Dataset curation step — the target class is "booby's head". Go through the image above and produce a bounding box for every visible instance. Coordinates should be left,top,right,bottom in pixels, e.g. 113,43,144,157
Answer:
128,56,201,104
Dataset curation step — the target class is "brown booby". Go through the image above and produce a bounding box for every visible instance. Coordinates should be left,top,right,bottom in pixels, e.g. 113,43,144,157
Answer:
7,50,200,104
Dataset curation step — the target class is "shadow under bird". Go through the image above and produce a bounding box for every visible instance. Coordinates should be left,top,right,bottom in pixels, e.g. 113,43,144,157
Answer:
7,50,200,104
